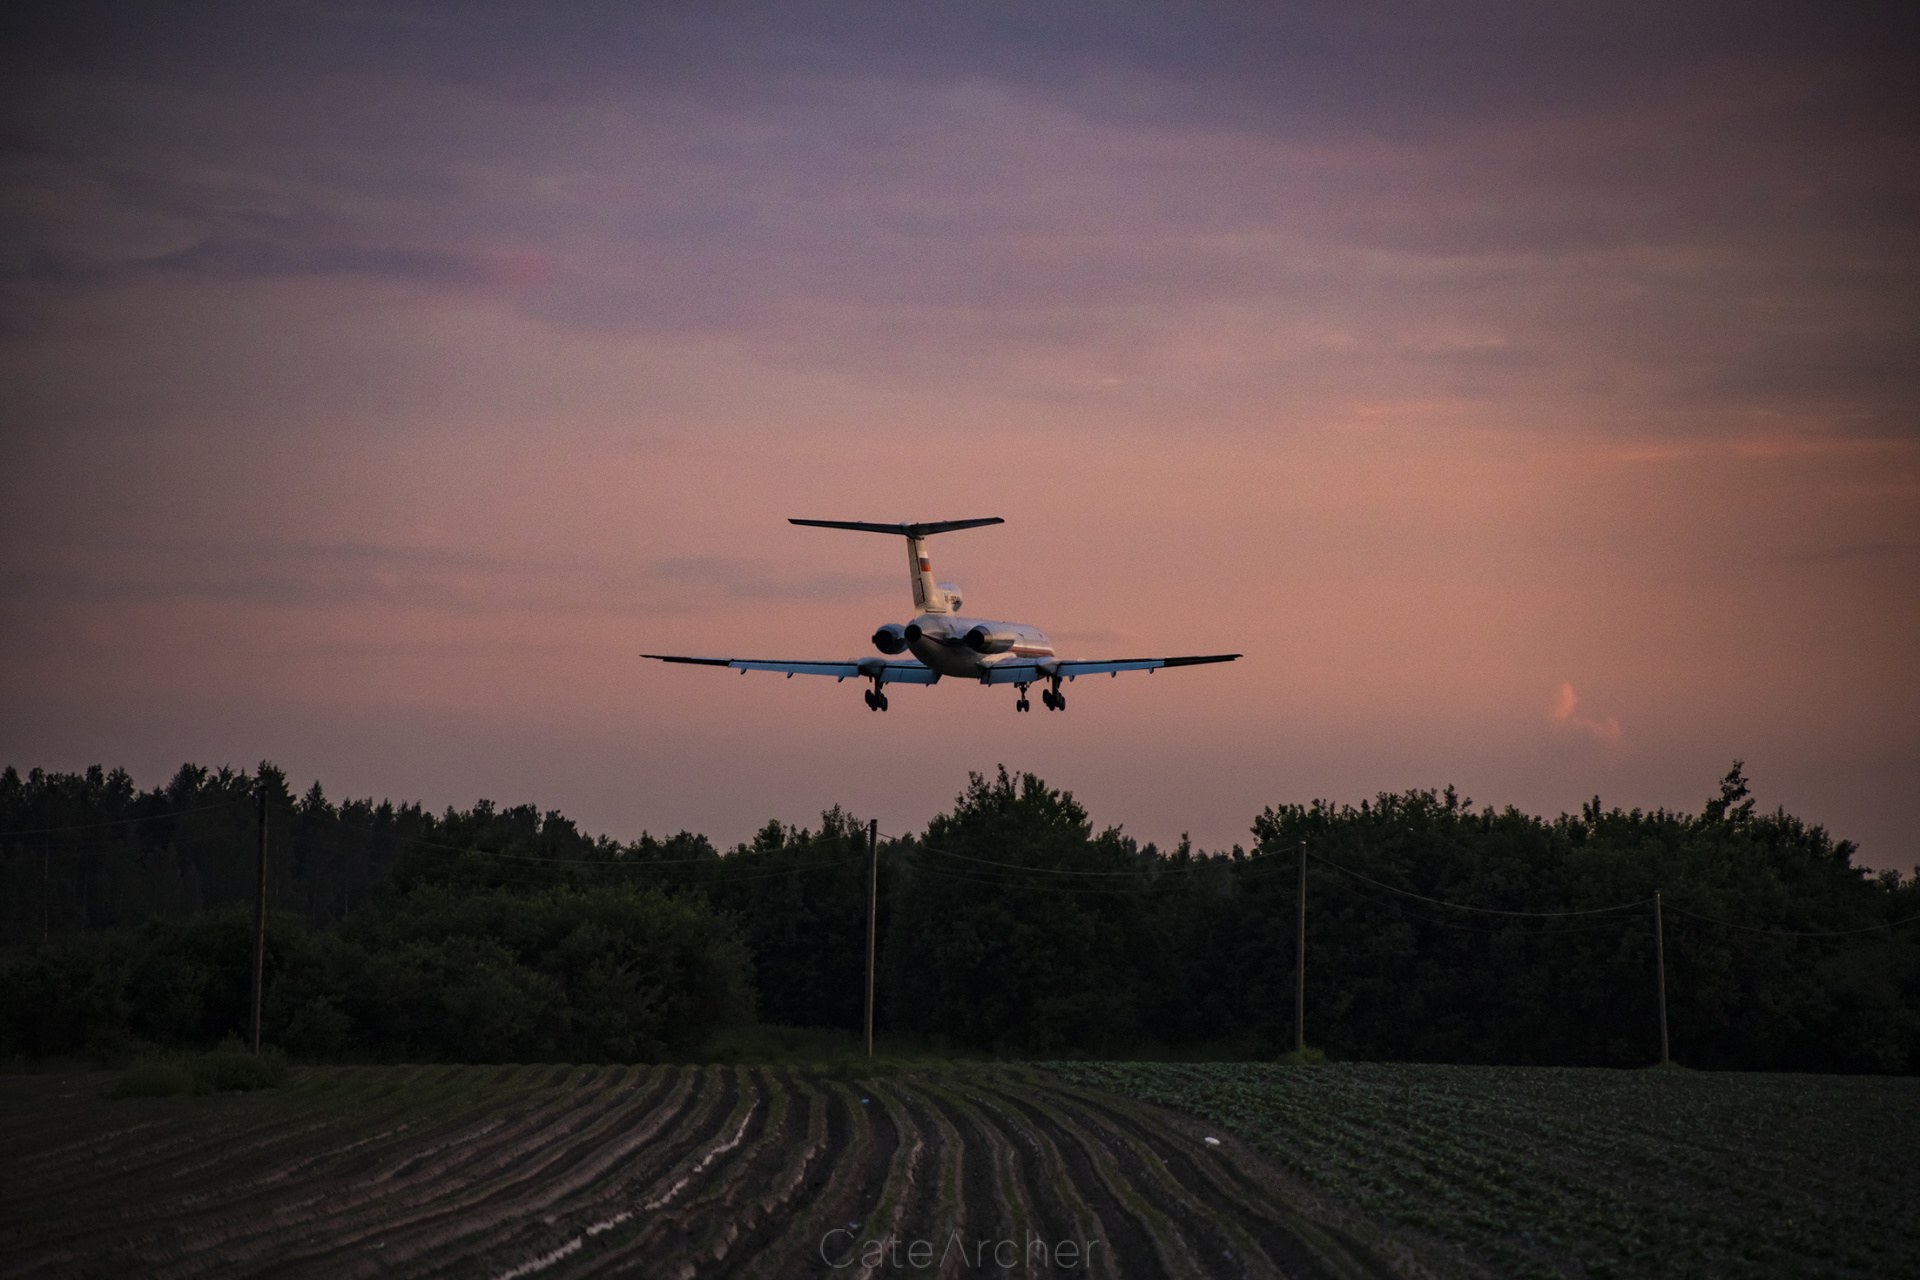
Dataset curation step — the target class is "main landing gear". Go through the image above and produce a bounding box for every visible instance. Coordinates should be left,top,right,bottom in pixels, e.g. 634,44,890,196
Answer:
1014,680,1066,713
863,676,890,712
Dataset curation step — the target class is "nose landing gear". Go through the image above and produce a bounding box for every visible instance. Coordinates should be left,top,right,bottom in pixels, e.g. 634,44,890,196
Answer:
1015,682,1031,712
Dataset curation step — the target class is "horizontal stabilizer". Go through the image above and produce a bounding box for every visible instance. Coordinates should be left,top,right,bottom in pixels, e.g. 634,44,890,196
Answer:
789,517,1003,537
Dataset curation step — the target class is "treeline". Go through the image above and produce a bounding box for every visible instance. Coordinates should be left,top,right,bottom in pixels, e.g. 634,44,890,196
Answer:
2,762,1916,1071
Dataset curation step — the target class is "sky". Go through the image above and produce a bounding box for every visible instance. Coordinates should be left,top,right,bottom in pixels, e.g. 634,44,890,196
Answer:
2,2,1916,870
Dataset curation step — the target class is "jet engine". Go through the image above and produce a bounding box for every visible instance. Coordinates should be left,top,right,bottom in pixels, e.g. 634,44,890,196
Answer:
963,625,1017,655
871,623,909,655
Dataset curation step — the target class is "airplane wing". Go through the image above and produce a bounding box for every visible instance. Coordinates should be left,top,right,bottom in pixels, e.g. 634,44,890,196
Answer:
977,654,1241,684
642,655,943,684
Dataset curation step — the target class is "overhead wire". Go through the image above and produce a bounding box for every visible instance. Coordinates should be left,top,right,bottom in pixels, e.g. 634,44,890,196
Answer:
895,853,1170,896
1321,876,1647,936
1304,849,1652,917
1663,903,1920,938
0,797,252,840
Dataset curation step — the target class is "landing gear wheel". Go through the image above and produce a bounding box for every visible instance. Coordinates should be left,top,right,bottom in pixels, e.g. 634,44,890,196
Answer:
863,689,877,710
1016,697,1029,712
877,692,890,712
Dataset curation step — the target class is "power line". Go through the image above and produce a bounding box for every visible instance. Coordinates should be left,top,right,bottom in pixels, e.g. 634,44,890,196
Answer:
892,855,1157,896
0,797,251,840
1305,849,1652,918
1325,877,1645,936
1664,903,1920,938
900,841,1192,878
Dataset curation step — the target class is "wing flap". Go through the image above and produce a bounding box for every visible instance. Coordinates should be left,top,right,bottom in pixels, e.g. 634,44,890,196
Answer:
1056,654,1241,678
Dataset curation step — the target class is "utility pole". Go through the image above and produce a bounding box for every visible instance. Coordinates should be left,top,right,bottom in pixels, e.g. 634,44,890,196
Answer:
42,838,50,942
251,790,268,1055
1295,840,1307,1055
1654,890,1670,1067
864,819,879,1060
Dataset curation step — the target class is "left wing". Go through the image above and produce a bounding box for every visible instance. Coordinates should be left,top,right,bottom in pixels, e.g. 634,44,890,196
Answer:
977,654,1241,684
642,654,942,684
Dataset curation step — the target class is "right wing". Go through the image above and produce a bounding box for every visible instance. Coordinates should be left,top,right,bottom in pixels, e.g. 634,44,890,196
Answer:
642,654,942,684
977,654,1241,684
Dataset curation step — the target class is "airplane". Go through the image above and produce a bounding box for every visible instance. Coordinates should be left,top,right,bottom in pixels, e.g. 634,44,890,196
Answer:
643,517,1240,712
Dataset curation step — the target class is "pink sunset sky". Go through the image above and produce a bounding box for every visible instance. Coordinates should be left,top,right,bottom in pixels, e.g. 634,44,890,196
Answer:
2,3,1915,868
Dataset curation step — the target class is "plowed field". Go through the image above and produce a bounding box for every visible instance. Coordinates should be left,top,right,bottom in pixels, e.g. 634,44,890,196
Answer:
0,1064,1397,1278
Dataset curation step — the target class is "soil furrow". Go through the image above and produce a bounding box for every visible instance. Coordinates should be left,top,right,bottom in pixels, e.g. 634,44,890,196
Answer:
761,1077,902,1280
969,1077,1163,1280
137,1065,634,1276
923,1080,1058,1279
707,1073,844,1278
10,1101,434,1267
954,1078,1113,1279
571,1067,798,1279
1057,1084,1403,1280
437,1065,747,1280
1043,1087,1278,1278
230,1066,680,1275
271,1065,696,1278
853,1082,929,1280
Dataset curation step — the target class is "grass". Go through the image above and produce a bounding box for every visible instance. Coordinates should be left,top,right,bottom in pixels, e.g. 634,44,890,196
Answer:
690,1023,993,1078
103,1042,289,1099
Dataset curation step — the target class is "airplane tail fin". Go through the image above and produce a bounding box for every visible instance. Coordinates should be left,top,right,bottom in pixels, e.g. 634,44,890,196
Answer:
789,517,1003,613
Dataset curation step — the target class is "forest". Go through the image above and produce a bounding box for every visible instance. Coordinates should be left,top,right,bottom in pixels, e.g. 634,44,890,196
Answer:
2,761,1915,1071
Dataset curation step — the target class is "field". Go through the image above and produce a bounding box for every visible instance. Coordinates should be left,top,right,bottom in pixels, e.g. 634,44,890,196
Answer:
3,1061,1913,1279
0,1063,1395,1279
1052,1062,1920,1280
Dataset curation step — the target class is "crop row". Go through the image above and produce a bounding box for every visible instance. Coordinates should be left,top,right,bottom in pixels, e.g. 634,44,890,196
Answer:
1049,1062,1920,1280
2,1064,1397,1279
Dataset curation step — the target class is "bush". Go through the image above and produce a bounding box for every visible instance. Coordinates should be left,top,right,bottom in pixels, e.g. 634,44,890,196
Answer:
107,1061,196,1098
193,1045,287,1093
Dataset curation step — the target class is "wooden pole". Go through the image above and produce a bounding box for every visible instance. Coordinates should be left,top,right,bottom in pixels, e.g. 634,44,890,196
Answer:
1295,839,1307,1055
864,819,879,1060
1654,890,1670,1066
251,790,268,1055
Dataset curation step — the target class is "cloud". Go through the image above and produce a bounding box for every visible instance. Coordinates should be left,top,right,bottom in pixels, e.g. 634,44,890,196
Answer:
650,557,893,605
1550,682,1624,749
3,0,1914,446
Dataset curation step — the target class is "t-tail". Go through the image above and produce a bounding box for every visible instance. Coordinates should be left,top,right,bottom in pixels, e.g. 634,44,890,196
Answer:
788,517,1003,615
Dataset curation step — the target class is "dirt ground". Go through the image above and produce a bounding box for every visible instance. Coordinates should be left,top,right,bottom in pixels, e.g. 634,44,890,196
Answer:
0,1063,1400,1279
